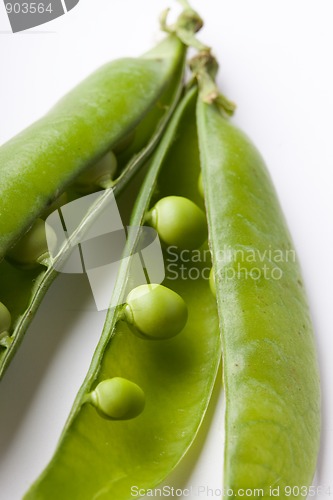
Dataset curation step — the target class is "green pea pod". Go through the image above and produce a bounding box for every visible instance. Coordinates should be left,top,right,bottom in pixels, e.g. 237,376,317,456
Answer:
25,87,221,499
0,26,189,377
196,56,320,496
0,34,185,260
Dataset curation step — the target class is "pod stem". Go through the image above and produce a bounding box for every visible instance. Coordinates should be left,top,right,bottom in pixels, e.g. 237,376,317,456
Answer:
160,1,208,51
143,208,157,229
82,391,95,406
189,50,236,116
118,304,134,325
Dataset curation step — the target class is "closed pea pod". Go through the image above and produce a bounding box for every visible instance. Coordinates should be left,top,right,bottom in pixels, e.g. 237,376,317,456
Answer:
195,52,320,497
25,87,221,500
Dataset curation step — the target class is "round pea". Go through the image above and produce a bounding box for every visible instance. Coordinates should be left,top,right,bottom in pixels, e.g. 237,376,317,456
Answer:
89,377,145,420
6,218,56,268
74,151,117,193
123,284,188,340
0,302,11,335
148,196,207,249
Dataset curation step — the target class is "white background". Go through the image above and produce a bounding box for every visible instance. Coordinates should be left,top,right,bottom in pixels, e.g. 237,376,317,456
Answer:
0,1,333,499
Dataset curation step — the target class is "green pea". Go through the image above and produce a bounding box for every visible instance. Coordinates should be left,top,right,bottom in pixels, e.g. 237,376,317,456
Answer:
209,267,216,296
147,196,207,249
6,218,56,269
88,377,145,420
73,151,117,194
123,284,188,340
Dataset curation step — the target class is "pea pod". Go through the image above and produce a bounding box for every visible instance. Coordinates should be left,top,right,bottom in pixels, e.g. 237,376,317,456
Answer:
25,87,221,500
195,52,320,497
0,34,185,260
0,14,192,378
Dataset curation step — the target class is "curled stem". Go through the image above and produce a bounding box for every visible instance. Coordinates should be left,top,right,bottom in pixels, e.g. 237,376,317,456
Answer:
189,50,236,116
160,1,208,51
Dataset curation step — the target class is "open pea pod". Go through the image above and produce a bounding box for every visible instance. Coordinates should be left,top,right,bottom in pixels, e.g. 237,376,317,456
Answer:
25,87,221,499
0,15,192,377
195,53,320,497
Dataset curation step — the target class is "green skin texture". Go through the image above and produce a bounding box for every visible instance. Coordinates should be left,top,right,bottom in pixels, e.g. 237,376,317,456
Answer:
0,36,186,378
197,99,320,497
90,377,146,420
0,35,184,261
149,195,207,250
124,284,188,340
25,88,221,500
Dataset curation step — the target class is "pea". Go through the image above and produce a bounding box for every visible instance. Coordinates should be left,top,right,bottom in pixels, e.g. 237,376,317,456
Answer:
123,284,188,340
147,196,207,249
73,151,118,194
88,378,145,420
6,218,56,269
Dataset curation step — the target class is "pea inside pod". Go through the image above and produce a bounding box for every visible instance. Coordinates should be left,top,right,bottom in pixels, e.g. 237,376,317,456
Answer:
147,195,207,249
87,378,145,420
122,284,188,340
